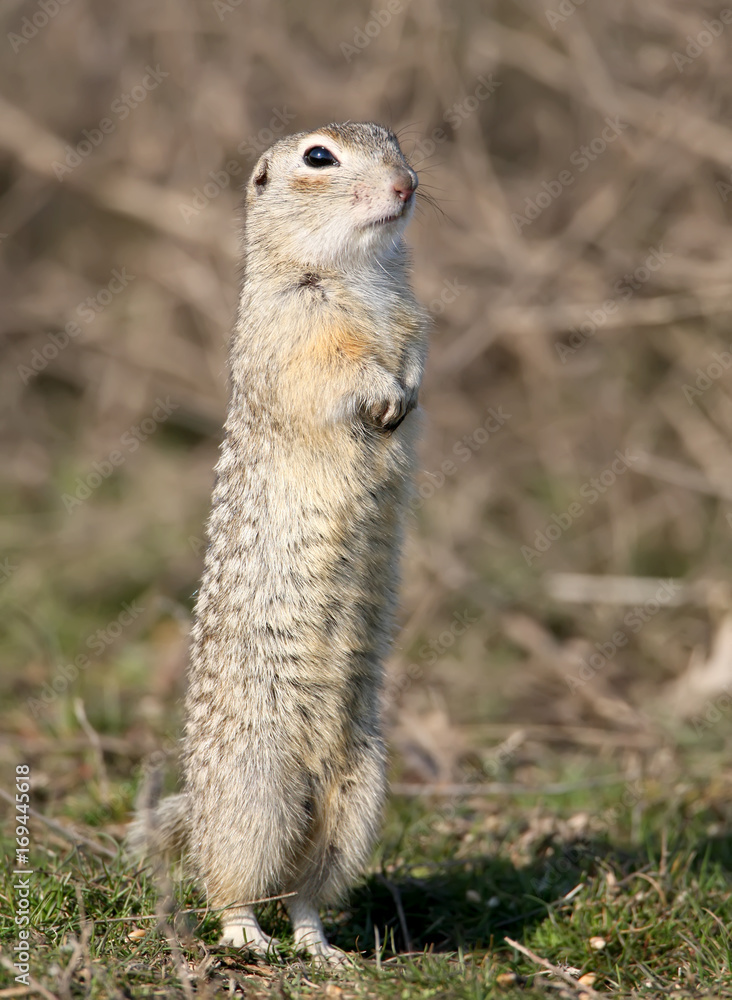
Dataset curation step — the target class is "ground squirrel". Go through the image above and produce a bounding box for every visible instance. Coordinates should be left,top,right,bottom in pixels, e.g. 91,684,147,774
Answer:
129,121,429,964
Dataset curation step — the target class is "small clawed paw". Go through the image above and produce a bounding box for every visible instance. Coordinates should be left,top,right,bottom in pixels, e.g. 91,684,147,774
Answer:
360,385,417,433
305,943,353,968
218,930,283,963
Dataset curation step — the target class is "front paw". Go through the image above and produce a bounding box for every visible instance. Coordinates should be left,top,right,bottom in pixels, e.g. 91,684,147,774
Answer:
359,384,418,433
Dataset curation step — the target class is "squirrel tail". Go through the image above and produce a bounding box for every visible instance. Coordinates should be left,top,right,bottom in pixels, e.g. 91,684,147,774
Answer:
126,768,190,864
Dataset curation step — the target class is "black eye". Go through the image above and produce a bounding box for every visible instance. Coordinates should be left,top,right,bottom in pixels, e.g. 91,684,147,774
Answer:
304,146,339,168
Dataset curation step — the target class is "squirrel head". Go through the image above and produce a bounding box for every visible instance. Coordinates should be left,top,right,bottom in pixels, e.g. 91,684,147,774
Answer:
244,122,418,272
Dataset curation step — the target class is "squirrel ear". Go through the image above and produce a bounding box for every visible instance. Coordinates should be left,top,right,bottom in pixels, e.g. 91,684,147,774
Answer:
252,155,269,196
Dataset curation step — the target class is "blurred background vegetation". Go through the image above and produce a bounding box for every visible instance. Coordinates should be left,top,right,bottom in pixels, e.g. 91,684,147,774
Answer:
1,0,732,835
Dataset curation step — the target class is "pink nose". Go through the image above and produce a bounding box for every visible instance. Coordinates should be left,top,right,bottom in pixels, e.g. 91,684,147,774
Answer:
393,168,418,202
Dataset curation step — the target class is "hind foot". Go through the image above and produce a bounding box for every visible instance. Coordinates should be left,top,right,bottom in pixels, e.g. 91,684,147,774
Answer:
219,904,281,961
286,897,352,967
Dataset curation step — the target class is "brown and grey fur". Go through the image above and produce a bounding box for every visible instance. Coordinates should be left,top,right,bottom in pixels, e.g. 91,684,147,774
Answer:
128,122,429,963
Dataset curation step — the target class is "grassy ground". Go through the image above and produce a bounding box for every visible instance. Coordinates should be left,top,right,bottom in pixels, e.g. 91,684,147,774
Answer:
1,736,731,999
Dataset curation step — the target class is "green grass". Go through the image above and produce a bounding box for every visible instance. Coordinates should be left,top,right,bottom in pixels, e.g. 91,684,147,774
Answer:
2,755,731,999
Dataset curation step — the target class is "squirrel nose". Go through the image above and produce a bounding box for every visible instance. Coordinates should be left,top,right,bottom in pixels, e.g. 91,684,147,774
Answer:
393,168,418,202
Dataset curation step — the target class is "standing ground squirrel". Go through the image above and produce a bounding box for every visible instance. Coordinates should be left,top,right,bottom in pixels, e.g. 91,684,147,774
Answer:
128,121,429,964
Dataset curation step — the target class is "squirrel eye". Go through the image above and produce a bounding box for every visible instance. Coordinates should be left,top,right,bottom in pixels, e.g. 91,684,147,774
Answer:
304,146,339,168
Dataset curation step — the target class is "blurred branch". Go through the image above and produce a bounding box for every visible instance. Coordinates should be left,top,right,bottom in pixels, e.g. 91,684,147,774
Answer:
634,452,732,503
482,20,732,170
0,786,117,858
392,775,629,796
544,573,730,608
440,292,732,372
0,94,234,254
